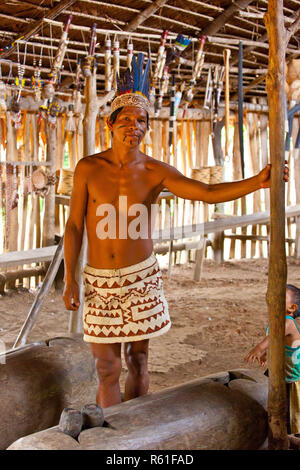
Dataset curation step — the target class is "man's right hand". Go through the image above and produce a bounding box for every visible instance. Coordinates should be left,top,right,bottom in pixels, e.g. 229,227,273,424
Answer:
63,281,80,310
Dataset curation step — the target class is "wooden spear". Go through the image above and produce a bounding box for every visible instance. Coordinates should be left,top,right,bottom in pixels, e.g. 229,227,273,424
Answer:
264,0,289,450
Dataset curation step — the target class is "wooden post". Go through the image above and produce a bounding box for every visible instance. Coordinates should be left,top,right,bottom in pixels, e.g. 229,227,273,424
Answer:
264,1,288,450
294,117,300,259
83,66,98,157
43,124,56,248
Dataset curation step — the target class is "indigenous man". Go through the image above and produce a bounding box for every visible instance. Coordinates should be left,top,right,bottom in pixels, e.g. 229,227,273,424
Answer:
63,54,288,408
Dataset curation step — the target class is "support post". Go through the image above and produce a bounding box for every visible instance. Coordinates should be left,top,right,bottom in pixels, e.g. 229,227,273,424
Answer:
264,0,288,450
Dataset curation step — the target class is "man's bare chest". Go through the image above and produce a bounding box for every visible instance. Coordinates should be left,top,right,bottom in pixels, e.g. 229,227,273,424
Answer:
87,164,161,207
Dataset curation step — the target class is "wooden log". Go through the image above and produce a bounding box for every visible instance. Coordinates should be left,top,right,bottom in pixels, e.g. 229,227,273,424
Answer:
0,336,97,450
294,117,300,258
82,403,104,429
247,111,261,257
264,0,289,450
193,236,207,282
43,124,56,248
58,408,83,439
83,67,98,157
7,369,268,450
152,119,162,161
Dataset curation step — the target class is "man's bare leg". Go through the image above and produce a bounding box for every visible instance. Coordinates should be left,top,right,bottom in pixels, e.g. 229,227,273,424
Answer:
89,343,122,408
124,339,149,401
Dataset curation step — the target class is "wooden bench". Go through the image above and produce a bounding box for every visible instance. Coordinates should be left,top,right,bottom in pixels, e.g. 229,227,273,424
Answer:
1,204,300,278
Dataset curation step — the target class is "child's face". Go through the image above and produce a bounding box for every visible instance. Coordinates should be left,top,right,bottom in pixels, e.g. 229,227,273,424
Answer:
286,289,298,315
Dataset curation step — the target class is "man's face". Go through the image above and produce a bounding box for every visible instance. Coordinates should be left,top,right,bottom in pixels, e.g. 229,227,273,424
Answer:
108,106,148,147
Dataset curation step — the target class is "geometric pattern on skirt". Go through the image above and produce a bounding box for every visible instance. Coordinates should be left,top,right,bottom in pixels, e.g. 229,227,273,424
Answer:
82,253,171,343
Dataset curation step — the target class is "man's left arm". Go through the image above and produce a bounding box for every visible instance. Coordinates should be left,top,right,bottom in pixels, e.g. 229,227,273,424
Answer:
160,163,288,204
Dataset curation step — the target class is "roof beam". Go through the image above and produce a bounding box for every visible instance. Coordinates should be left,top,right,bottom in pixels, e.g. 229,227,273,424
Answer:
124,0,169,32
0,0,78,59
179,0,254,63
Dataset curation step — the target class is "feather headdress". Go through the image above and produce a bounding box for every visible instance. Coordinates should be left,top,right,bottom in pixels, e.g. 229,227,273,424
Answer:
111,53,151,114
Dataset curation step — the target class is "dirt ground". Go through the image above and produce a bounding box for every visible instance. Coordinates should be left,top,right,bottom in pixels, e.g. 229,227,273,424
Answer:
1,256,300,393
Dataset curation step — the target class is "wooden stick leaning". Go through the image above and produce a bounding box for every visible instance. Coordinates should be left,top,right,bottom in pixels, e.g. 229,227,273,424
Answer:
13,236,64,349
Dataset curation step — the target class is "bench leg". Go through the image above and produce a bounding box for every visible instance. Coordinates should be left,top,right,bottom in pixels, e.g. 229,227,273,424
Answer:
193,236,207,282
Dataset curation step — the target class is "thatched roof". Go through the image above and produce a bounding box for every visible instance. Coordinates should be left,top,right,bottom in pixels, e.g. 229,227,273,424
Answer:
0,0,299,105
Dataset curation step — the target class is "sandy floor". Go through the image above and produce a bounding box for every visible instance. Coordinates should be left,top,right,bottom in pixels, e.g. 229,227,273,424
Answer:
1,256,300,393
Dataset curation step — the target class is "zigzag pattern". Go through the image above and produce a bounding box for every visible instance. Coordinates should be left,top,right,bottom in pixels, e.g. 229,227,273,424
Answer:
82,255,171,343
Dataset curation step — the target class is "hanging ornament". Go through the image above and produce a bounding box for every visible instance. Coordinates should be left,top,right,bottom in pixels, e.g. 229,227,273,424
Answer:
113,35,120,91
31,167,58,197
65,103,76,133
105,36,112,92
127,39,133,70
32,44,43,102
10,94,22,129
182,35,206,118
83,23,97,78
0,64,7,112
47,99,60,128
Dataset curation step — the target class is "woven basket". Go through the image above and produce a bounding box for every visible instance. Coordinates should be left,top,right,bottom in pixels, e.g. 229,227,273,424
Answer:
191,167,211,184
210,165,223,184
57,168,74,196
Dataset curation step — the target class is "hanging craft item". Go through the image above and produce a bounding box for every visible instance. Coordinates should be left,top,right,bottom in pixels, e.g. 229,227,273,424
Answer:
31,167,58,197
47,99,60,128
10,40,27,128
174,82,185,116
32,44,43,102
169,74,176,148
212,65,225,135
10,94,22,129
42,14,72,125
150,30,168,106
73,59,83,134
182,35,206,118
127,39,133,70
0,64,7,113
223,48,231,160
83,23,97,78
166,34,191,68
47,14,73,90
238,41,245,179
105,35,112,92
65,103,76,133
203,66,212,110
155,65,169,117
113,36,120,91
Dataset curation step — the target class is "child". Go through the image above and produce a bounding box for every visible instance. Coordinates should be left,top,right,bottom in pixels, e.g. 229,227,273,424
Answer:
244,284,300,435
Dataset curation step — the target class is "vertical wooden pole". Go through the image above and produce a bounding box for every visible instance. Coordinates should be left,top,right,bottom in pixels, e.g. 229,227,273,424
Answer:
83,67,98,157
294,118,300,259
264,1,288,450
43,124,56,248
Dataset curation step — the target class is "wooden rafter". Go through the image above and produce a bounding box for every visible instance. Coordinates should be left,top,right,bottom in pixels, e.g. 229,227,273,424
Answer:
178,0,254,63
124,0,169,32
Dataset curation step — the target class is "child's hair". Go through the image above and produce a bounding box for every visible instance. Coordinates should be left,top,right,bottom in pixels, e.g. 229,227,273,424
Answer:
287,284,300,317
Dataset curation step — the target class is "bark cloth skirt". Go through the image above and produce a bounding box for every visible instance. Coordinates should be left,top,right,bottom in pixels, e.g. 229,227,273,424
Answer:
82,253,171,344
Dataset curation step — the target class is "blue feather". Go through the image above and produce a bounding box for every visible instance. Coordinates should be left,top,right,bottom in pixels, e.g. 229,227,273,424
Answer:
132,55,139,92
137,53,144,90
140,58,150,97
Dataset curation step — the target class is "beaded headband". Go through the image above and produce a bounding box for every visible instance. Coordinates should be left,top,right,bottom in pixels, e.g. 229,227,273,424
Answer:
111,53,151,114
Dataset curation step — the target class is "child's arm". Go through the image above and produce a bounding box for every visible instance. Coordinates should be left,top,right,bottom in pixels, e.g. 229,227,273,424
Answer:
244,336,269,366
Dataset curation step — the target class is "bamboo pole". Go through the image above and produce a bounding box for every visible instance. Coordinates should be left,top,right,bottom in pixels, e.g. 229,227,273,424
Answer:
264,1,289,450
